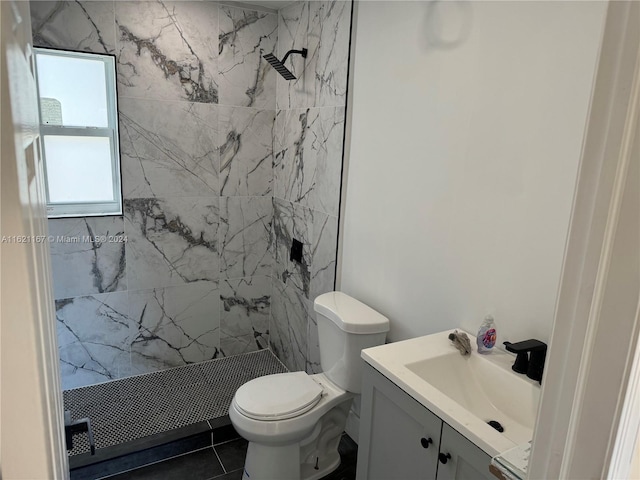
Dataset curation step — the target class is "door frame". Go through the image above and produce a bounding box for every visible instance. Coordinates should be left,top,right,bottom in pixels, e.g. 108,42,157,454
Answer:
528,1,640,478
1,1,68,477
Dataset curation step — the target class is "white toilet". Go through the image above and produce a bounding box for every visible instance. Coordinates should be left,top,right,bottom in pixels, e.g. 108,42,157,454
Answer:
229,291,389,480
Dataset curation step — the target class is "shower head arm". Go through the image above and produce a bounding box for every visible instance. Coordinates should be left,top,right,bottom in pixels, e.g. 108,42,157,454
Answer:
281,48,308,65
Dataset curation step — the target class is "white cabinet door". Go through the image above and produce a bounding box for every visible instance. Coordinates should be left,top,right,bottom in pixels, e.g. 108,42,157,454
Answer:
436,424,494,480
357,364,442,480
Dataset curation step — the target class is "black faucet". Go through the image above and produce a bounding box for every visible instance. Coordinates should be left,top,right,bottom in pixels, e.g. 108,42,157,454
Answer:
503,339,547,384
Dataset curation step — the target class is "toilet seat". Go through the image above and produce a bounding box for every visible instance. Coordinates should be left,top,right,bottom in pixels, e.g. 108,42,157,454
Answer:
234,372,324,421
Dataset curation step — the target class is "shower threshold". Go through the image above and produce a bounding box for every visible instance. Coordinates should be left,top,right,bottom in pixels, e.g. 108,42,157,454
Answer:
64,350,287,479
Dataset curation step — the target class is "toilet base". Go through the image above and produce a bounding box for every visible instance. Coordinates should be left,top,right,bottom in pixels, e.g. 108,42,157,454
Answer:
241,443,341,480
239,399,352,480
242,442,300,480
300,450,340,480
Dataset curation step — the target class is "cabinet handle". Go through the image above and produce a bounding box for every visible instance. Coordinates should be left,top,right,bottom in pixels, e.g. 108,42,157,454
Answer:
420,437,433,448
438,452,452,464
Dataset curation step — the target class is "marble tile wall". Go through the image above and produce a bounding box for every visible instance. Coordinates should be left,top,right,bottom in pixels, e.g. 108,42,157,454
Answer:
276,0,351,109
270,1,351,373
32,0,351,388
32,0,278,389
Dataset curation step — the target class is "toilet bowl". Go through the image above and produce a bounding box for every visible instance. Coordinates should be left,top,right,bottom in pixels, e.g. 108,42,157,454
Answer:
229,292,389,480
230,372,353,480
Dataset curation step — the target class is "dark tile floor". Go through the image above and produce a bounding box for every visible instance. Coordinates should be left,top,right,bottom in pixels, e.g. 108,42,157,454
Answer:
107,434,358,480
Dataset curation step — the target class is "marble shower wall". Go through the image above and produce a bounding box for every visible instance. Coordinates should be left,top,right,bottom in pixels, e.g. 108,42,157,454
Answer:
31,0,277,389
270,1,351,373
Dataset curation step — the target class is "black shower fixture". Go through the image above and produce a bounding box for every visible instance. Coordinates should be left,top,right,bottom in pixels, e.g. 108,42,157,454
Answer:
263,48,308,80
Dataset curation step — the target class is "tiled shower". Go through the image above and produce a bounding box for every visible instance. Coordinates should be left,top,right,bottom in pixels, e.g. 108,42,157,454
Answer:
31,0,351,395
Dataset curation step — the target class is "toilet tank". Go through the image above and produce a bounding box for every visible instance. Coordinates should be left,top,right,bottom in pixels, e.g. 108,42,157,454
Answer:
314,292,389,393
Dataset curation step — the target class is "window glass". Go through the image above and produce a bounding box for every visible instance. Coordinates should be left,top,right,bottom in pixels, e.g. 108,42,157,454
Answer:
35,48,122,217
44,136,114,203
36,53,109,128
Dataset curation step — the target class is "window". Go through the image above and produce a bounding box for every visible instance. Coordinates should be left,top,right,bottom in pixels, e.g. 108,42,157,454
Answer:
34,48,122,218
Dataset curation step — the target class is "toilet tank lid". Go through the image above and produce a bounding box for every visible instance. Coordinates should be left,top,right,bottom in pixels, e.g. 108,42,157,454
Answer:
314,292,390,334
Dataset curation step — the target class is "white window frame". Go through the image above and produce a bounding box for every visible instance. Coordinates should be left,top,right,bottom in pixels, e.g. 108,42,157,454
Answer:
34,47,122,218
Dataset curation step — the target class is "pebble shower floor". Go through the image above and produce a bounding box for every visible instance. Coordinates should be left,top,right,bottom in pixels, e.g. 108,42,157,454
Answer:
63,350,288,456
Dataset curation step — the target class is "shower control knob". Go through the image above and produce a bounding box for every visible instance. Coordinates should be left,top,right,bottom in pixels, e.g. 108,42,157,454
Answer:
438,452,452,464
420,437,433,448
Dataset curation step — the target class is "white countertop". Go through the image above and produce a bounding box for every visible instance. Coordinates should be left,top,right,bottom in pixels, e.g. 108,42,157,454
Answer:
361,329,541,457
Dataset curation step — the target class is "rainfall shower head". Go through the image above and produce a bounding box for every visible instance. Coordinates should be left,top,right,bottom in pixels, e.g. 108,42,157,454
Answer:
263,48,308,80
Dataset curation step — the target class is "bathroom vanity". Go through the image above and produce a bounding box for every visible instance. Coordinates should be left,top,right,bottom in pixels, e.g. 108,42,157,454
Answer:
355,330,540,480
357,363,494,480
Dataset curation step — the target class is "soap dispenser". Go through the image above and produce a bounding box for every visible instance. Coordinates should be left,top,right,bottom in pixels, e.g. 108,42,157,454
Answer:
476,315,496,354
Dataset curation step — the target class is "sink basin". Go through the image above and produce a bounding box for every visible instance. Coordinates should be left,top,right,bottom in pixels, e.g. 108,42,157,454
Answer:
406,350,538,445
361,329,541,456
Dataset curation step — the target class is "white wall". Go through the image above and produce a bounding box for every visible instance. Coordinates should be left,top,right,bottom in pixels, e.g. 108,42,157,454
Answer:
339,1,607,344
